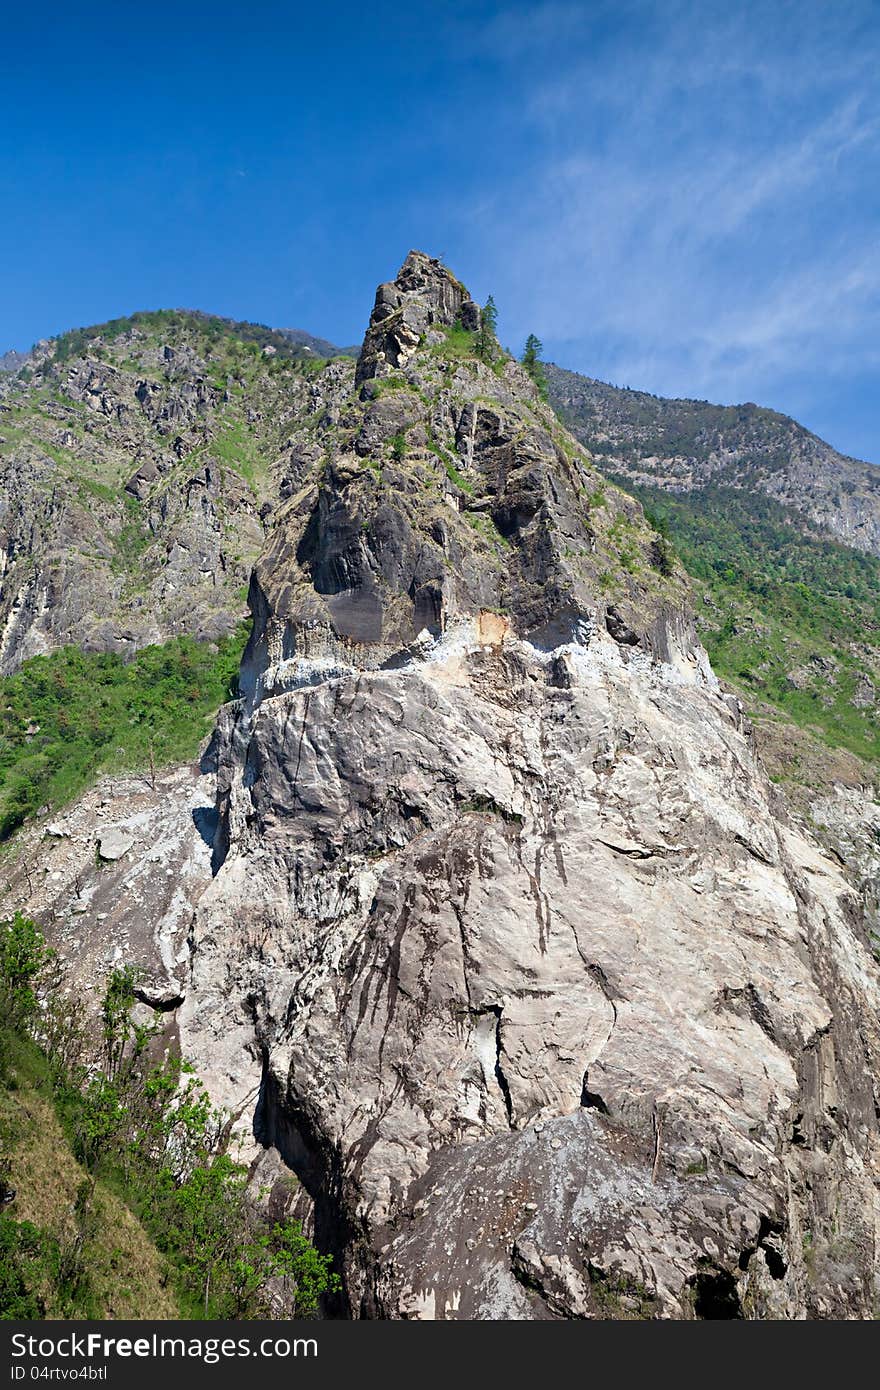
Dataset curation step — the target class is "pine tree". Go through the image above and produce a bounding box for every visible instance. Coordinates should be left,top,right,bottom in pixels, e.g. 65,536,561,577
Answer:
521,333,542,372
478,295,499,362
521,333,548,397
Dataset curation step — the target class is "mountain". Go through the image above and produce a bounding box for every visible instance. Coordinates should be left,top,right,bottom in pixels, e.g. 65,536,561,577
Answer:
545,364,880,770
184,256,880,1317
0,319,356,376
545,365,880,559
277,327,359,359
2,257,880,1320
0,311,352,673
0,349,33,374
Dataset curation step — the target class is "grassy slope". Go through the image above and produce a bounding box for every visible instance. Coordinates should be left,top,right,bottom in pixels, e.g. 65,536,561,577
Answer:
0,626,248,839
544,364,879,770
1,1038,177,1319
0,311,340,653
616,482,880,766
6,309,321,503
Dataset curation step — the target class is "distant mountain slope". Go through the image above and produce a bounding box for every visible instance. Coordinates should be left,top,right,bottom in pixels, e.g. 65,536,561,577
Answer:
545,364,880,559
1,320,356,374
0,310,356,673
0,349,33,373
278,327,359,358
546,363,879,764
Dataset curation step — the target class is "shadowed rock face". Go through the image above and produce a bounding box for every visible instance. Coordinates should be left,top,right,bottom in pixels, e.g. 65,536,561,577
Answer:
178,254,880,1319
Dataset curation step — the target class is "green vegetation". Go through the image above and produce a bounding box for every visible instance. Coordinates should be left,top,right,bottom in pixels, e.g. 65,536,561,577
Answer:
211,417,268,488
0,628,248,839
588,1266,658,1320
1,918,340,1319
624,482,880,761
546,366,879,764
642,507,676,576
434,318,481,361
0,310,320,678
466,511,511,552
365,372,410,398
50,310,318,368
651,533,676,577
75,478,117,506
0,913,54,1029
521,334,549,399
476,295,499,363
445,457,475,495
110,496,152,573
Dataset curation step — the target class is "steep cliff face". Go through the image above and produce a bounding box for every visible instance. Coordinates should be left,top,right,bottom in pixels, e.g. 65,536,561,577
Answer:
175,255,880,1319
240,253,686,698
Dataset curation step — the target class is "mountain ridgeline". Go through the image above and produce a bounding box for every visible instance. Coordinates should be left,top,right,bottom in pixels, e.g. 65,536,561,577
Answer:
544,364,880,559
545,364,880,766
1,255,879,1320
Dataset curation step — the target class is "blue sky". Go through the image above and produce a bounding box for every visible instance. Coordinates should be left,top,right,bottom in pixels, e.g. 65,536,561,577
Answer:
2,0,878,461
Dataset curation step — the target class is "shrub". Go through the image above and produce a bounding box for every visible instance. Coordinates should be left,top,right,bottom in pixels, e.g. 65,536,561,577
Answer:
0,921,340,1319
0,627,247,839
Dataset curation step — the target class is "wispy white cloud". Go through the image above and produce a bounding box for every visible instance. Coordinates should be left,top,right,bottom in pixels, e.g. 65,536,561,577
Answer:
453,0,880,452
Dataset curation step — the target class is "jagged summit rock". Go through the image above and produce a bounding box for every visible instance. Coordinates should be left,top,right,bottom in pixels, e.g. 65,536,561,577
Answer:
176,256,880,1319
356,250,481,387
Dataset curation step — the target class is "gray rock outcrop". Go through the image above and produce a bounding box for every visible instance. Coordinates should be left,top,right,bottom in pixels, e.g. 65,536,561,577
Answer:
175,256,880,1319
5,766,214,1010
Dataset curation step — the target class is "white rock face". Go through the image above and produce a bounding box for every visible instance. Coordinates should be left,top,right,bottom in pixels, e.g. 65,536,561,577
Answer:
180,619,880,1319
8,766,216,1009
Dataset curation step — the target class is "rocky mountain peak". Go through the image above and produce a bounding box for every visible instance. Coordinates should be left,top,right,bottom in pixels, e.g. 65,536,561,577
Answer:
242,255,695,703
356,250,481,386
4,257,880,1321
189,266,880,1322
